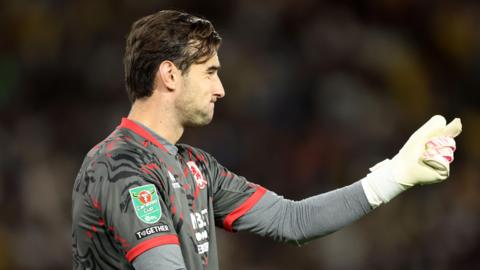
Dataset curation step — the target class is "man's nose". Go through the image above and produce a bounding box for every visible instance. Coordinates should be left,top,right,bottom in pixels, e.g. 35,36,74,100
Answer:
213,79,225,99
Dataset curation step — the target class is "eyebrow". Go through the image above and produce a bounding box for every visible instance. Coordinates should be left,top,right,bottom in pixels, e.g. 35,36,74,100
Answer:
206,65,221,72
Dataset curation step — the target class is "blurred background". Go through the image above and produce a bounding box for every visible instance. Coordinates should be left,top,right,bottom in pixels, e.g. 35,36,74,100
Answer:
0,0,479,269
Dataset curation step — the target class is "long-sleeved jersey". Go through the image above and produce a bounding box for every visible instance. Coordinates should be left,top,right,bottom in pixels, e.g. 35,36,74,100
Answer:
72,118,267,269
72,118,372,270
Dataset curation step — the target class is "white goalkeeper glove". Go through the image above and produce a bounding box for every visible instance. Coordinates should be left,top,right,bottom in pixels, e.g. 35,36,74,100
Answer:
362,115,462,207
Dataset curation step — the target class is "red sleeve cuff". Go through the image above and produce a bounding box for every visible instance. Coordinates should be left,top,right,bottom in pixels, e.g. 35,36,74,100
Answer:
223,186,267,232
126,234,179,263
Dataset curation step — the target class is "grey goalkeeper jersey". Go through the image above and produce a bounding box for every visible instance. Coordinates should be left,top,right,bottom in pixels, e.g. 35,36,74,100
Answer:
72,118,267,270
72,118,372,270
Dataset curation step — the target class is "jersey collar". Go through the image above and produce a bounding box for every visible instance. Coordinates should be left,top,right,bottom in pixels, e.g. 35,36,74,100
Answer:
118,118,178,155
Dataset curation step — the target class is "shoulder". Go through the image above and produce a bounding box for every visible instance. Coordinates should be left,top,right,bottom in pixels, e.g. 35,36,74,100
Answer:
74,128,166,204
98,128,156,158
79,130,160,181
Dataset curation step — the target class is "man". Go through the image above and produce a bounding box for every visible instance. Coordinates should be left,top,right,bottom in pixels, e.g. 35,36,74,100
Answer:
72,10,462,270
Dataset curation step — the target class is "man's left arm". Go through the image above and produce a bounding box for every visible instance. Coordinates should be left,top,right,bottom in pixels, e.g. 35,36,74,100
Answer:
234,179,372,245
210,116,462,245
203,149,372,241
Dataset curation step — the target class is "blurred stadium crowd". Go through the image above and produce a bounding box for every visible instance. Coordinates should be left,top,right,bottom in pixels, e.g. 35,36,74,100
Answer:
0,0,479,269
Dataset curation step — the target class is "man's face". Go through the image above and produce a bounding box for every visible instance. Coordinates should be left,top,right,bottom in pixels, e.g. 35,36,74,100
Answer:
175,53,225,127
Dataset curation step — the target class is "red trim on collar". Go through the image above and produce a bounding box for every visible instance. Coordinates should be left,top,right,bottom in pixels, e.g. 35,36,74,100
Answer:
118,118,169,153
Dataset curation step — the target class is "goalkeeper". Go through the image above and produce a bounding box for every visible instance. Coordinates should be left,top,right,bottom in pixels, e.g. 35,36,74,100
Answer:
72,10,463,270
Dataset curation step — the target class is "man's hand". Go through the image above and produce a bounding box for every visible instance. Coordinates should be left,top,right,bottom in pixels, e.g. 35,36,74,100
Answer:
391,115,462,187
362,115,462,207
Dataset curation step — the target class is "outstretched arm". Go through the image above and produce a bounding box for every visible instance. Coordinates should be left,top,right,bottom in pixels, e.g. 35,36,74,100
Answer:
234,115,462,244
235,181,372,245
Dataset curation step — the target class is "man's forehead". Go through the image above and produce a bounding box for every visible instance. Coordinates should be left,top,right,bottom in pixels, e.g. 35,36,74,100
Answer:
204,53,220,66
189,53,220,71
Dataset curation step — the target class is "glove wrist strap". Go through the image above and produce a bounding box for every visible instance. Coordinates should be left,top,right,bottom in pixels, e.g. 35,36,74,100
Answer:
361,159,409,208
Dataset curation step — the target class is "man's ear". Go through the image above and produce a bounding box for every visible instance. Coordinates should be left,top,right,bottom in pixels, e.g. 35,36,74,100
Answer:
157,60,180,91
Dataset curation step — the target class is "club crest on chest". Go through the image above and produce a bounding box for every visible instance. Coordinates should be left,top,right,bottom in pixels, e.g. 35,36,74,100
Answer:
187,161,207,190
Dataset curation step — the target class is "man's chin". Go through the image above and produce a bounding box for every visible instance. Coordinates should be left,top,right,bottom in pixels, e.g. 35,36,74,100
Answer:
184,116,213,127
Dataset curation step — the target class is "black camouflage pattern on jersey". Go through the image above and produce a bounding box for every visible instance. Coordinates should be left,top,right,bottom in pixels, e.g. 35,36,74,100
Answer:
72,118,265,270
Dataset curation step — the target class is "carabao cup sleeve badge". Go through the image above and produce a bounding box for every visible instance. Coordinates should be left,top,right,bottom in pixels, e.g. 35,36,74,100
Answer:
129,184,162,224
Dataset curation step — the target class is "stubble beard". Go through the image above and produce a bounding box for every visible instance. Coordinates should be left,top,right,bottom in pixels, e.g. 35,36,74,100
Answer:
177,77,214,128
183,110,213,127
176,98,213,128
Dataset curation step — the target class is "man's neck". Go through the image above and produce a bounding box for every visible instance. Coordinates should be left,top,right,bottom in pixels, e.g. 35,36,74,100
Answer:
127,99,184,144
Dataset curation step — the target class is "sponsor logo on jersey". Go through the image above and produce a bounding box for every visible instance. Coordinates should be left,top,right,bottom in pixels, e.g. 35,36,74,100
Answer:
135,224,170,240
187,161,207,189
190,209,210,254
196,242,209,254
129,184,161,224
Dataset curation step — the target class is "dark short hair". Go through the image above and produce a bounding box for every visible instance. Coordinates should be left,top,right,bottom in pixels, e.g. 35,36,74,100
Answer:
124,10,222,102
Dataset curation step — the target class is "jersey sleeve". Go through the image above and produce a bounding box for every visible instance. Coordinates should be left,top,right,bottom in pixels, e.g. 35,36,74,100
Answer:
91,154,179,264
132,245,186,270
233,182,372,245
201,151,267,232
